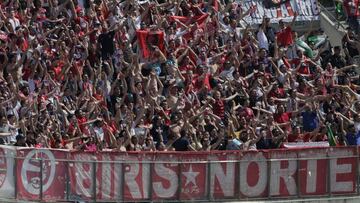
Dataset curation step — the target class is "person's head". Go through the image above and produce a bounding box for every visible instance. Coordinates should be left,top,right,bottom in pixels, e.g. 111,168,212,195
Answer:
224,60,231,69
265,17,271,26
94,120,103,128
292,126,301,135
7,112,15,123
243,99,250,107
277,104,285,114
240,130,249,142
213,90,221,100
287,89,295,98
354,114,360,122
346,27,354,36
169,85,179,96
259,48,267,58
201,137,210,148
296,49,304,58
304,104,312,112
171,111,182,123
131,135,138,145
279,19,285,29
292,31,298,39
140,22,146,30
75,109,85,118
223,14,230,24
354,101,360,112
157,141,166,151
326,62,333,71
347,123,356,134
16,134,26,146
160,100,168,109
272,128,281,137
239,116,247,126
230,19,237,28
268,97,275,105
9,9,16,18
334,46,341,56
0,116,7,125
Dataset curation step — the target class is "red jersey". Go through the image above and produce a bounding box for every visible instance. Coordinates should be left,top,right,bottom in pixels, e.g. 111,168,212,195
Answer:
274,112,292,132
268,88,286,98
77,116,90,135
276,27,293,47
292,58,311,75
213,99,225,119
344,0,360,17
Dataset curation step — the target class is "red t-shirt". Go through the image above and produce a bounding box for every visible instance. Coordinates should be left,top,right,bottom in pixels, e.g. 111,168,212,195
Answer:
67,123,75,135
274,112,291,124
288,133,311,142
276,27,293,47
283,58,291,70
292,58,311,75
194,73,211,91
268,88,286,99
213,99,225,119
239,107,254,119
274,112,292,132
179,64,194,72
77,116,90,135
344,0,360,17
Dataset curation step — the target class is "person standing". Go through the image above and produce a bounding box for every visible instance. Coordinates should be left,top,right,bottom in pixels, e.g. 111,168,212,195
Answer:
343,0,360,34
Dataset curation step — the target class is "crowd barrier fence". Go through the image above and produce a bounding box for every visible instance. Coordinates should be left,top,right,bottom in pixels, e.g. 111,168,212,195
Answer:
1,146,360,202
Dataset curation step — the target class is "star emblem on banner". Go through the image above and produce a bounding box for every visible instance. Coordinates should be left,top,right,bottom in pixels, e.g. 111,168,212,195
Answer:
182,165,199,187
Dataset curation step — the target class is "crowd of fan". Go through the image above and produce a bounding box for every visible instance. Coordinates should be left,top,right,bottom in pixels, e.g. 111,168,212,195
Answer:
0,0,359,151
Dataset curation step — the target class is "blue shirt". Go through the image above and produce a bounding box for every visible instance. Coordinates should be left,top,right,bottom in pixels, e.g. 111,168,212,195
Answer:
346,132,360,146
302,111,318,132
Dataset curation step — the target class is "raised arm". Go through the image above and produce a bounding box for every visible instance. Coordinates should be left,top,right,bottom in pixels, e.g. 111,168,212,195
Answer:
289,12,298,28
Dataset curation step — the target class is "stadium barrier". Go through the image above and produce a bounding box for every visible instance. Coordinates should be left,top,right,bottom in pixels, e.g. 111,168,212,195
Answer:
0,146,359,202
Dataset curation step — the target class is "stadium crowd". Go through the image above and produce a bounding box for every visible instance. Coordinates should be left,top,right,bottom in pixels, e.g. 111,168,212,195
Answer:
0,0,359,151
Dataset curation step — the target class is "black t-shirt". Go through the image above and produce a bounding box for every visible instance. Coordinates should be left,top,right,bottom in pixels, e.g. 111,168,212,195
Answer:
256,137,271,149
265,26,276,43
172,137,190,151
98,31,116,56
204,124,215,133
329,54,346,69
14,142,26,147
150,124,169,144
342,35,359,58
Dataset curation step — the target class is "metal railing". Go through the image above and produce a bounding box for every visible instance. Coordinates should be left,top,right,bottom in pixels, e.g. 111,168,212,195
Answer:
318,0,347,30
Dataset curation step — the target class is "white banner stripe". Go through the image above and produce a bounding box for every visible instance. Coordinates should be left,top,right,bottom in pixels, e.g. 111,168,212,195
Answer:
238,0,320,24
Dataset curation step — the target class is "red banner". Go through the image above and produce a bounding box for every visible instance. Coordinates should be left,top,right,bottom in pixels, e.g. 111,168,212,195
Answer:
239,151,269,198
209,151,240,199
123,152,154,201
180,152,208,200
327,147,357,195
136,30,165,58
0,146,15,199
2,146,358,202
298,148,328,196
151,152,180,200
16,148,67,201
169,14,209,41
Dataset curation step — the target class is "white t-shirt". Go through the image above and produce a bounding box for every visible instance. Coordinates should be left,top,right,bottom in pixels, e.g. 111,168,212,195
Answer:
257,28,269,51
9,18,20,31
355,121,360,134
219,67,235,81
94,127,104,141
